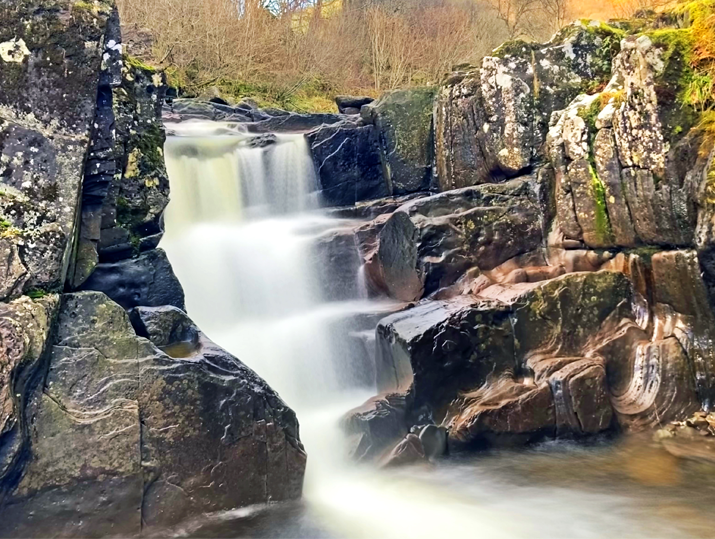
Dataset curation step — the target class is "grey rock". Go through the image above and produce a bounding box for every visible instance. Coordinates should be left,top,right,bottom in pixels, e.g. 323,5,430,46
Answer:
335,95,374,114
307,122,389,206
0,293,306,537
80,249,185,311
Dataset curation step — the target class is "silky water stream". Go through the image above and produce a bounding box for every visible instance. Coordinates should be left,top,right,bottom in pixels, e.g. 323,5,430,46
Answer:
160,122,715,539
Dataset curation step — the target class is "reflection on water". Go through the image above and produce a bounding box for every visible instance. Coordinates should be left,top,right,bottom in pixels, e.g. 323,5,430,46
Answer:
168,433,715,539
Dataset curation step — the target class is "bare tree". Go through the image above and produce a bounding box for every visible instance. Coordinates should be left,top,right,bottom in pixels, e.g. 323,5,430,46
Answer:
538,0,571,33
487,0,540,39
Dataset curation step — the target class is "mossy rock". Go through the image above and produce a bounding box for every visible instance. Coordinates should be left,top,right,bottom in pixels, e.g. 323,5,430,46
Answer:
369,86,438,195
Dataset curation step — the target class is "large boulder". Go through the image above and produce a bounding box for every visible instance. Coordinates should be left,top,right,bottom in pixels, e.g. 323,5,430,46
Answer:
0,293,306,537
360,174,550,298
372,264,712,448
0,0,114,295
547,32,709,250
306,122,389,206
363,87,438,194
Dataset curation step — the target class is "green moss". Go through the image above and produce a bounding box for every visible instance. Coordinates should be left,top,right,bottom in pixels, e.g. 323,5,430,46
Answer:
135,124,166,171
124,55,157,74
578,98,602,134
589,163,614,244
26,289,47,300
492,40,537,59
374,87,438,165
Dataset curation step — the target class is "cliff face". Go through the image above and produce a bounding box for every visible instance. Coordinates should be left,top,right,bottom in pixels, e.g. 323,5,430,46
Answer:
0,1,306,535
335,4,715,462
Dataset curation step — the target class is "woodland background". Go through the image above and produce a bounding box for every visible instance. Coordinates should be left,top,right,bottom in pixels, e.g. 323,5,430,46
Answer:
117,0,674,111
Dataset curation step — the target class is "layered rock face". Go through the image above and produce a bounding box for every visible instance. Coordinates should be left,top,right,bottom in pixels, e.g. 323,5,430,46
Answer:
339,8,715,462
0,1,306,535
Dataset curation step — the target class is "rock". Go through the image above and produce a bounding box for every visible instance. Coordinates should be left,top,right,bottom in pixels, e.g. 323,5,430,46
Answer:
166,99,346,133
381,434,427,468
335,95,374,114
128,304,198,349
547,30,704,250
70,9,124,287
0,293,306,537
307,122,389,206
102,59,169,255
0,0,114,292
364,87,438,194
342,393,410,462
364,212,424,302
0,240,28,302
312,225,364,302
435,23,620,190
448,378,556,447
376,272,634,446
650,251,715,407
0,296,59,493
418,425,447,460
80,249,186,311
399,174,549,295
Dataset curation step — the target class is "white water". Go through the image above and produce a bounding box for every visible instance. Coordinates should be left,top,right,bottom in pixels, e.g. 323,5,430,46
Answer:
160,121,713,539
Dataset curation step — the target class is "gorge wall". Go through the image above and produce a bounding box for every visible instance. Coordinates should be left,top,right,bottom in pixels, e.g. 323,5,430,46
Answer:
306,7,715,462
1,0,715,535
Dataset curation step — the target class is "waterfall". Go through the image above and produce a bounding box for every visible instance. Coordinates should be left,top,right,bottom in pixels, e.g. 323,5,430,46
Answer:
160,121,686,539
161,120,378,445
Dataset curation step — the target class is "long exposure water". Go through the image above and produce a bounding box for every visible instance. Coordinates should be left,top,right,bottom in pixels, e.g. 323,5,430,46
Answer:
160,121,715,539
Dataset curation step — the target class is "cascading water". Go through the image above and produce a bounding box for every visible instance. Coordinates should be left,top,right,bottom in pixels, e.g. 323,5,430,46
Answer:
160,121,715,539
162,123,375,407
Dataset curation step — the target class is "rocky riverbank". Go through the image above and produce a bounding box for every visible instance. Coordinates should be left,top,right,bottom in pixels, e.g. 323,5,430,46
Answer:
1,0,715,535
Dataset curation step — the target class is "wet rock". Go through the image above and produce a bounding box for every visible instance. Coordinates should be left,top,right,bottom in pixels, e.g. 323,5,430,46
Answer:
381,434,427,468
342,393,410,462
448,378,556,447
400,174,549,295
0,293,306,537
650,251,715,407
376,272,633,446
376,296,514,412
418,425,448,460
129,304,198,349
363,87,438,194
312,226,363,302
306,122,389,206
354,175,548,301
0,296,59,493
364,212,424,302
80,249,186,311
